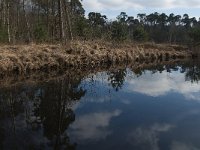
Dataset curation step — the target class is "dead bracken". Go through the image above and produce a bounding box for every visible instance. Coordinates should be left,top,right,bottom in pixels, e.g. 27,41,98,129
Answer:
0,41,192,77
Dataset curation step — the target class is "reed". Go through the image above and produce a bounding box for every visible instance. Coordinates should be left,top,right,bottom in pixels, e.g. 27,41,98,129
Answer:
0,41,192,77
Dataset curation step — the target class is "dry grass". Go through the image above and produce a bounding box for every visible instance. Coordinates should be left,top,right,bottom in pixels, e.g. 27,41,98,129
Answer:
0,41,191,77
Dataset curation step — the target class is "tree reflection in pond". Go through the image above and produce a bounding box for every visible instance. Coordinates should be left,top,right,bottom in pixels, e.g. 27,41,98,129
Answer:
0,74,86,150
107,69,127,91
180,61,200,83
0,60,200,149
35,75,86,150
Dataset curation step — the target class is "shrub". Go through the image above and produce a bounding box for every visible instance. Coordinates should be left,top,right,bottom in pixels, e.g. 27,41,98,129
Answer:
0,26,8,43
111,21,128,41
33,25,47,42
189,27,200,44
133,27,148,42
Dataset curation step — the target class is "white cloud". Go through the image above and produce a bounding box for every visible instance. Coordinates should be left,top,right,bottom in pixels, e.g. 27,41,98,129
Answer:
69,110,122,142
83,0,103,11
125,70,200,101
83,0,200,12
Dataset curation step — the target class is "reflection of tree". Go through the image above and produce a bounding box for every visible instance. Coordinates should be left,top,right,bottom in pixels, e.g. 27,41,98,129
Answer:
132,65,166,77
132,68,143,77
148,65,165,74
0,86,34,149
131,61,200,84
0,73,86,150
34,75,86,149
179,61,200,83
185,66,200,83
107,69,127,91
0,126,4,150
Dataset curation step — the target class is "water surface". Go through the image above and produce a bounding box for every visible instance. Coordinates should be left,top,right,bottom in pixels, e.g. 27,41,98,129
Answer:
0,61,200,150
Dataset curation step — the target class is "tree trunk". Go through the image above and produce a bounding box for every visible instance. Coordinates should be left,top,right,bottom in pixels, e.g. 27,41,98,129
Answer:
3,0,6,26
58,0,65,43
17,0,20,29
7,0,11,43
47,0,49,37
63,0,73,41
37,0,40,25
51,0,55,42
23,0,31,43
0,0,4,26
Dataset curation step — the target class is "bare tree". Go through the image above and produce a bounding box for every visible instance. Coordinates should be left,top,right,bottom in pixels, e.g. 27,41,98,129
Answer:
6,0,11,43
63,0,73,41
23,0,31,43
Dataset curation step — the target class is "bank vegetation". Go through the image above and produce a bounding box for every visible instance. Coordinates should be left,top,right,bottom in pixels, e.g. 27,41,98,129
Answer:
0,41,192,77
0,0,199,77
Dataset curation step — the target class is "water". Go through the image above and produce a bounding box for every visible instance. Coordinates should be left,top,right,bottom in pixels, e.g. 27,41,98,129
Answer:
0,61,200,150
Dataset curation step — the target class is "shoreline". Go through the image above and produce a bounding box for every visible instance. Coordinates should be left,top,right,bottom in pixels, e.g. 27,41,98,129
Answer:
0,59,192,88
0,41,193,77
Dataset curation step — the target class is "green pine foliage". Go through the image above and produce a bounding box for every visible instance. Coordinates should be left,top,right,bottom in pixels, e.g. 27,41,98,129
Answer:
189,27,200,44
111,21,128,41
133,27,148,42
0,26,8,43
33,25,48,42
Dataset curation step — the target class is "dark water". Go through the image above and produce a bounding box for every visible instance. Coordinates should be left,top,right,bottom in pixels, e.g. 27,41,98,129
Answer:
0,61,200,150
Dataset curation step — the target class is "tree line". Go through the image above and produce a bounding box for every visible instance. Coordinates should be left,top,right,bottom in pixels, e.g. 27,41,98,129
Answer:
86,12,200,45
0,0,84,43
0,0,200,45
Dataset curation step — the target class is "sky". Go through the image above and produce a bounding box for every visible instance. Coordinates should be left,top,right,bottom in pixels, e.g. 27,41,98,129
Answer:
82,0,200,20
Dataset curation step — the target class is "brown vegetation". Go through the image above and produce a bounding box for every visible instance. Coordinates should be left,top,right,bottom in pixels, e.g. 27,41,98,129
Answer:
0,59,187,88
0,41,192,77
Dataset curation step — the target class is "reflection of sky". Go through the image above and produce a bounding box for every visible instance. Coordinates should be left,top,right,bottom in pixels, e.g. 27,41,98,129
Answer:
127,123,200,150
69,110,121,142
2,67,200,150
127,123,174,150
125,70,200,100
69,68,200,149
171,141,199,150
85,69,200,101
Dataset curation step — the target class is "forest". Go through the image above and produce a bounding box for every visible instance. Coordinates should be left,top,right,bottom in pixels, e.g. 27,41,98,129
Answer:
0,0,200,46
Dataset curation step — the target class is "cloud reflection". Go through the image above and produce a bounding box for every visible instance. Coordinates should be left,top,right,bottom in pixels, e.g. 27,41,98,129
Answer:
126,71,200,100
128,123,174,150
171,141,199,150
69,110,121,142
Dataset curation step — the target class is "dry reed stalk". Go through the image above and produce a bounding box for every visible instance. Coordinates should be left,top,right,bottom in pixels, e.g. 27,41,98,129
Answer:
0,41,191,77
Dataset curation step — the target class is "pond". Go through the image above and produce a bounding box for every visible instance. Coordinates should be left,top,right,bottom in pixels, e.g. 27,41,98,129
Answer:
0,61,200,150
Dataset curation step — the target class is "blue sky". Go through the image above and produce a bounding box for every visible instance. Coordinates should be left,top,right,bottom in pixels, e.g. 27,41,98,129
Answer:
82,0,200,20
